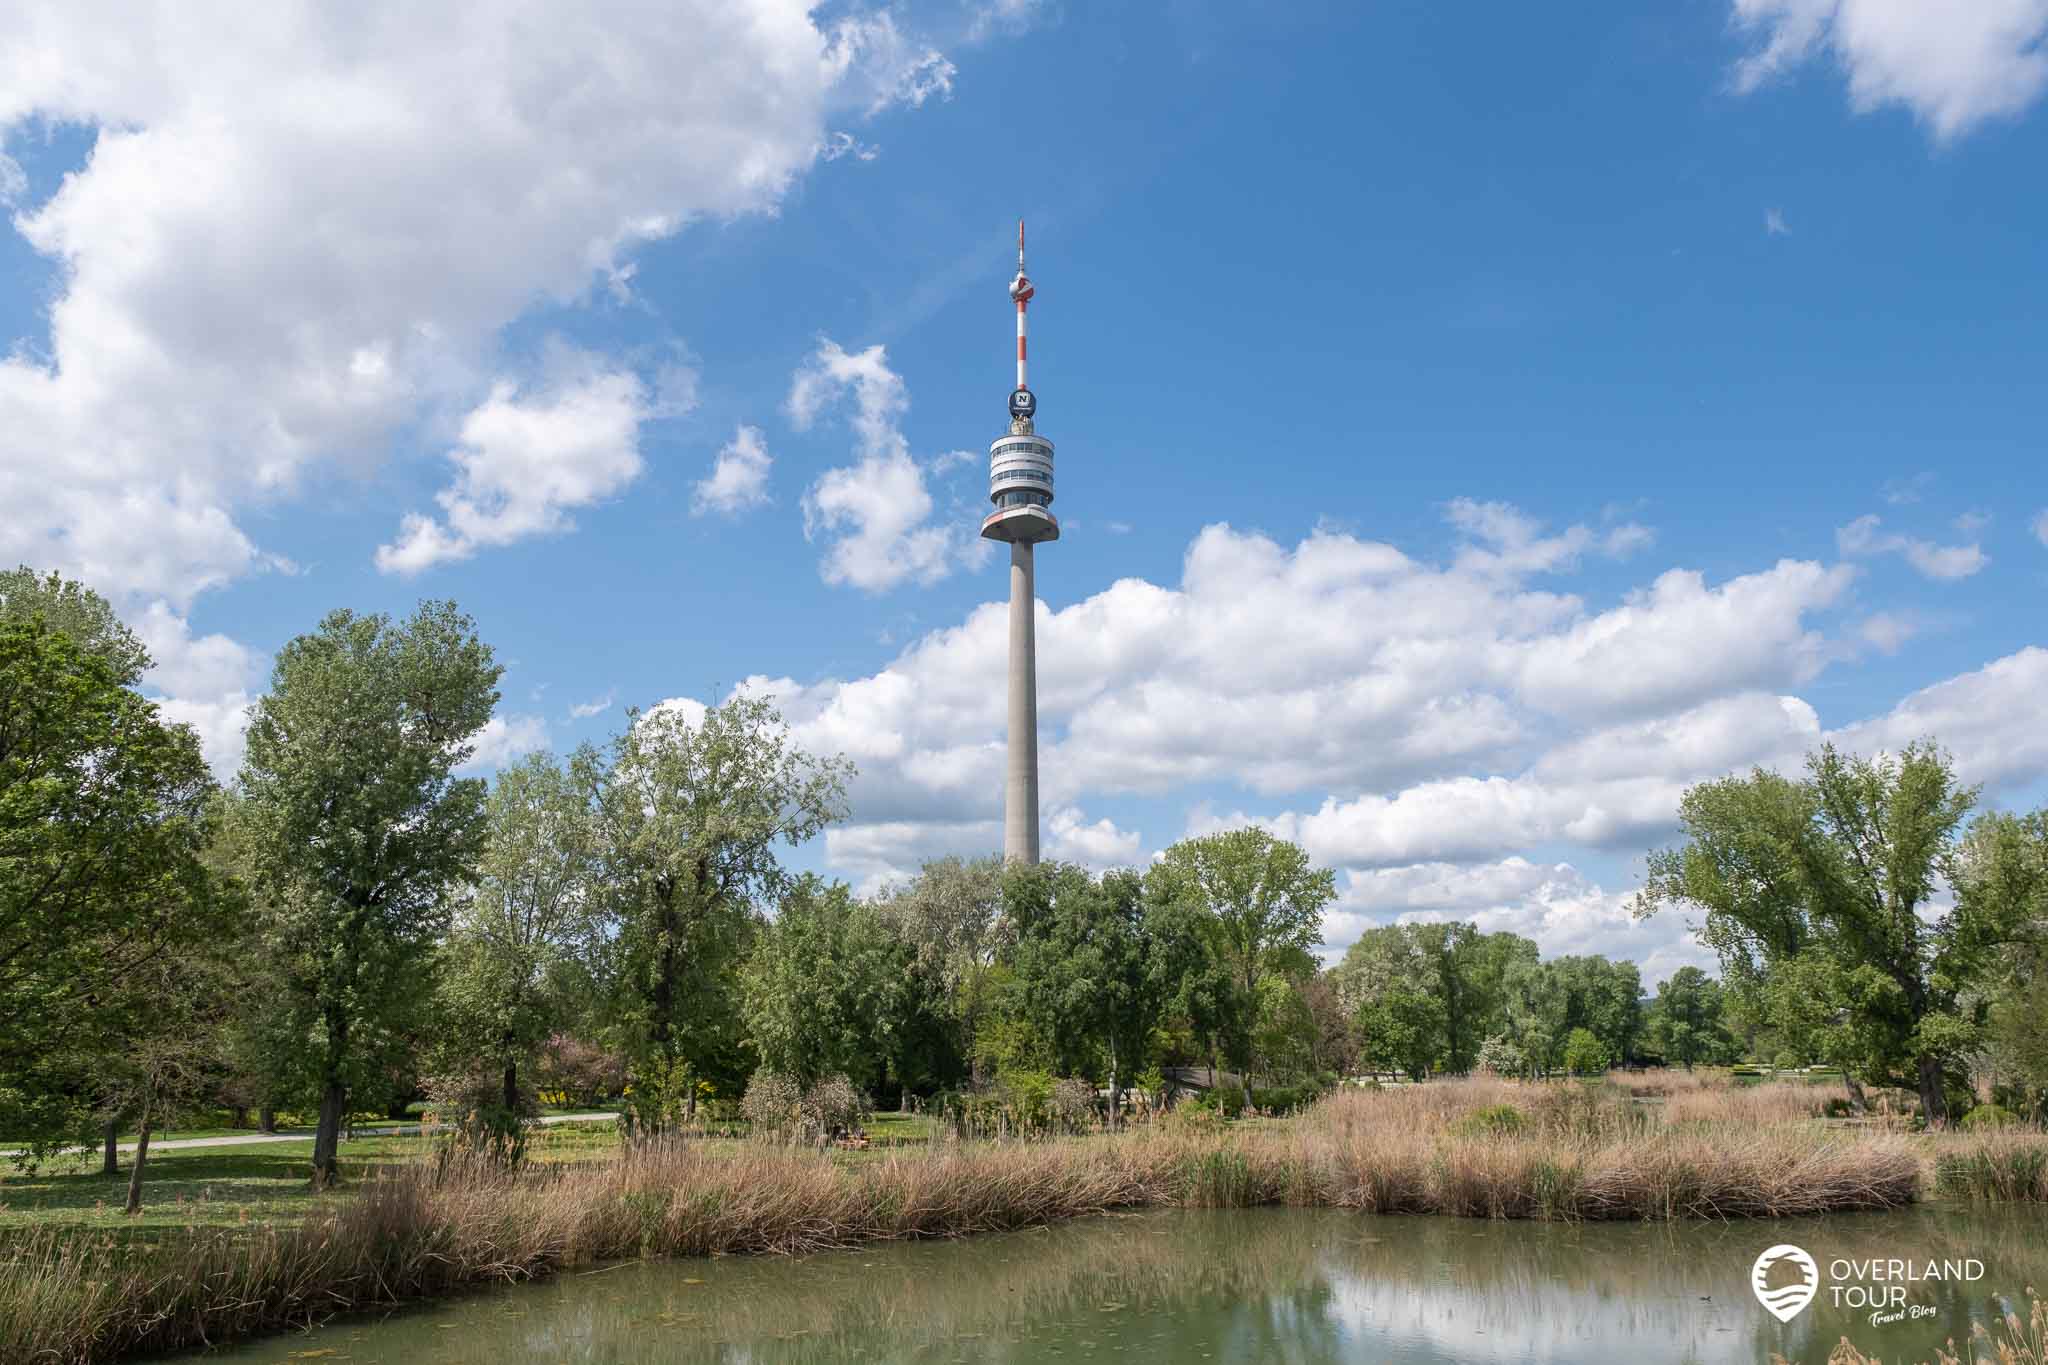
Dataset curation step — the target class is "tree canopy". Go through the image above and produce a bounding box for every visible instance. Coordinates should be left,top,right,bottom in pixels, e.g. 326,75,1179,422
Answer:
238,601,501,1181
1637,740,2031,1123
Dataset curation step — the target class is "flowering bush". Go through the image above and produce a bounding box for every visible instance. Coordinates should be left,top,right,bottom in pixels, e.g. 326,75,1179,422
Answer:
1050,1078,1097,1132
534,1034,627,1107
742,1070,803,1139
802,1074,870,1136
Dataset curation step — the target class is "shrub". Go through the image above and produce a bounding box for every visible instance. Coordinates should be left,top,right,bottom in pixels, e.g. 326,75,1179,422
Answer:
422,1067,536,1167
1476,1034,1524,1077
802,1075,870,1136
741,1070,802,1139
999,1069,1056,1132
1993,1082,2048,1123
534,1034,627,1107
1771,1051,1801,1071
1252,1086,1306,1114
1562,1029,1610,1078
1960,1104,2019,1131
1050,1078,1097,1132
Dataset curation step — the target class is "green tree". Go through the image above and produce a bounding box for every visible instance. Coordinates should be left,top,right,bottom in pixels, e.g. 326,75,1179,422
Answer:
1643,966,1736,1069
1004,864,1176,1126
1141,883,1243,1089
1637,741,2022,1125
0,565,152,684
1562,1026,1609,1077
1335,925,1448,1080
94,914,248,1212
872,855,1006,1091
438,751,600,1115
1146,828,1332,1100
1554,955,1643,1067
740,875,907,1088
1462,931,1540,1054
1964,810,2048,1118
238,601,501,1183
585,695,849,1132
1,611,217,1151
1501,957,1568,1078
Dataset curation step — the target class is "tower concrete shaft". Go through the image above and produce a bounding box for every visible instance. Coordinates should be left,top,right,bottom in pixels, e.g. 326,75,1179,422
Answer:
1004,540,1040,864
982,219,1055,864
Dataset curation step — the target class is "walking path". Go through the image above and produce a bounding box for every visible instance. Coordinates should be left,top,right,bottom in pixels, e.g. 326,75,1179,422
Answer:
2,1112,618,1159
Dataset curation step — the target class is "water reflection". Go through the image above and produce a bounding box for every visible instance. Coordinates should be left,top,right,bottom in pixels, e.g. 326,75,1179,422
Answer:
190,1205,2048,1364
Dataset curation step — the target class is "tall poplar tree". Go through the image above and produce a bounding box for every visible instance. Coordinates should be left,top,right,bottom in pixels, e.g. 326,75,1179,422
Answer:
585,695,849,1132
239,601,499,1183
1146,828,1332,1101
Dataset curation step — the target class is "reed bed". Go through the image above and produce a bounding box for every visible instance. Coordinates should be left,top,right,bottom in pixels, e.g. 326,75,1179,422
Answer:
0,1077,1965,1364
1935,1130,2048,1201
1662,1079,1832,1127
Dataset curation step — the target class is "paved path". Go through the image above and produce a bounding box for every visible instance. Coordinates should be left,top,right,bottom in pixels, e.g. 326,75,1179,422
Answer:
2,1112,619,1159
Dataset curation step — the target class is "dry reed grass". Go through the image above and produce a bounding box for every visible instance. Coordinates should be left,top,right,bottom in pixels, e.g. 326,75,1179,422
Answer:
0,1076,1960,1364
1663,1079,1831,1127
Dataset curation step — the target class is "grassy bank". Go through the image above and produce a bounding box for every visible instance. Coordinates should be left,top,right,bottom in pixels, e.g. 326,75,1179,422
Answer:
2,1077,2037,1364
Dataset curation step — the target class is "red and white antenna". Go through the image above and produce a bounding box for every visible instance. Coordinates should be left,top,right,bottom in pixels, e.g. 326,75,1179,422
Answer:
1009,218,1035,395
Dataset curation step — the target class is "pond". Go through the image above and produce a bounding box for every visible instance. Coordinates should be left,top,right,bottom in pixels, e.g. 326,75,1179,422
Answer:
190,1204,2047,1364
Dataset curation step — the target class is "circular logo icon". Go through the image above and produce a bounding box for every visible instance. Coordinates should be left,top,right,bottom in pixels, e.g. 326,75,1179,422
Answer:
1752,1244,1820,1323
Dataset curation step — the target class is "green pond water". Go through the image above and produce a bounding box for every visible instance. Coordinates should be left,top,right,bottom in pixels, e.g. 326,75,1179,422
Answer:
191,1205,2047,1364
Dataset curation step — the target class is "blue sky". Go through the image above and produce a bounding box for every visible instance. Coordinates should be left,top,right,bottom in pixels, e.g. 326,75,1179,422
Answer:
4,1,2045,981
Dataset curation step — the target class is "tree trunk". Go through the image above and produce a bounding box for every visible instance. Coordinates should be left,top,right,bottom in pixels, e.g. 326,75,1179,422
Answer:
311,1007,351,1186
1916,1055,1950,1128
503,1059,519,1115
125,1091,154,1215
229,1104,250,1130
258,1104,277,1134
101,1118,120,1176
311,1080,347,1187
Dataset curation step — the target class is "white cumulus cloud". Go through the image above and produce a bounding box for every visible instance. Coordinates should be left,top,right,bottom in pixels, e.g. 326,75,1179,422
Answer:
1730,0,2048,141
697,509,1886,889
792,340,985,592
0,0,957,606
693,424,774,517
378,358,652,574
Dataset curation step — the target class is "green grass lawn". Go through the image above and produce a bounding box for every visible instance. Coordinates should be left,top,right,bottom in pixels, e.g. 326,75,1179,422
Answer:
0,1111,945,1240
0,1122,632,1236
2,1142,368,1235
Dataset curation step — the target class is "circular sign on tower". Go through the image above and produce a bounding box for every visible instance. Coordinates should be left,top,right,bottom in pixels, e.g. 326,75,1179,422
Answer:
1009,387,1035,420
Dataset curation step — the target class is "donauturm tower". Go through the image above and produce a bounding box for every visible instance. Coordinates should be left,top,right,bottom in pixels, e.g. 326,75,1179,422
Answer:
980,220,1057,864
